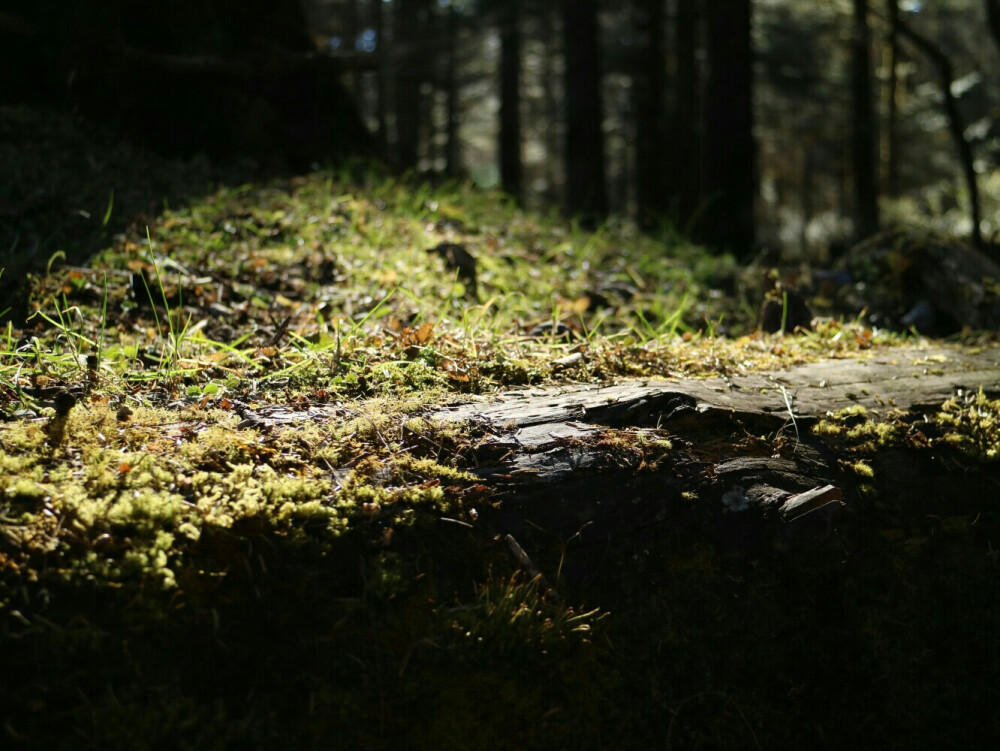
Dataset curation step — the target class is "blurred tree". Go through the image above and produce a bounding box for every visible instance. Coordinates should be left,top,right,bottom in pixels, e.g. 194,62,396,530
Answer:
671,0,700,224
393,0,426,169
700,0,755,257
3,0,371,164
444,1,461,176
986,0,1000,49
535,5,564,206
7,0,999,259
632,0,667,228
500,1,523,201
851,0,880,240
895,13,984,249
345,0,362,93
375,0,389,154
885,0,900,197
561,0,606,224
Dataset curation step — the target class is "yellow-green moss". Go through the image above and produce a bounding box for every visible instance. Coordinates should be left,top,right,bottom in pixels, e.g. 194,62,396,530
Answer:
851,460,875,478
936,389,1000,462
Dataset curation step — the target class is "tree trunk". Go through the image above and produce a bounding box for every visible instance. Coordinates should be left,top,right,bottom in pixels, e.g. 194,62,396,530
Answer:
700,0,755,257
500,2,523,201
799,143,815,254
986,0,1000,50
561,0,606,226
632,0,667,229
885,0,900,197
673,0,700,225
393,0,422,170
540,7,562,206
444,2,460,177
851,0,880,241
346,0,362,94
895,17,984,250
375,0,388,155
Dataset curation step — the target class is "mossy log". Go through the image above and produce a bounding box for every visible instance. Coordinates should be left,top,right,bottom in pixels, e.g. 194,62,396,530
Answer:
426,345,1000,563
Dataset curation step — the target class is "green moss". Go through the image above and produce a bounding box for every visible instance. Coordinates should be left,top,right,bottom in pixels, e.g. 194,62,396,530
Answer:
851,460,875,478
936,389,1000,462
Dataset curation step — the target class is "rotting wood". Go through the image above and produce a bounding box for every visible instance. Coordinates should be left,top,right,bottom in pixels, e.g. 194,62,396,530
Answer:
434,345,1000,449
423,344,1000,564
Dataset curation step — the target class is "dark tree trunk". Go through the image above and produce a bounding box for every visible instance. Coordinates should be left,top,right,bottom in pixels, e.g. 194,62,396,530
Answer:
851,0,880,241
632,0,667,228
672,0,699,224
986,0,1000,50
500,2,523,201
346,0,361,93
895,17,984,250
700,0,755,257
885,0,900,197
375,0,388,154
799,143,815,254
393,0,422,170
444,2,460,177
540,8,562,205
561,0,606,225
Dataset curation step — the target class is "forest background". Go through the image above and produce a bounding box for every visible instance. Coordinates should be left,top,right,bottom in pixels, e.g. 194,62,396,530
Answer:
5,0,1000,265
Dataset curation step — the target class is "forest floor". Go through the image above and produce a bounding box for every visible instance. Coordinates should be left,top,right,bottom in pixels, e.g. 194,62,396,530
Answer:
2,107,1000,749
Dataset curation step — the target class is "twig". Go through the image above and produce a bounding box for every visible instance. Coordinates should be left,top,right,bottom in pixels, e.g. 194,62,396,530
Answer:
505,534,560,599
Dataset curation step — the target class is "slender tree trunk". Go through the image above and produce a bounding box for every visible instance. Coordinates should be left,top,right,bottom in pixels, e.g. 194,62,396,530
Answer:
540,7,562,205
673,0,699,224
799,143,814,255
444,2,460,177
375,0,388,155
851,0,880,240
345,0,361,94
420,2,440,170
500,2,523,201
632,0,667,229
700,0,755,257
988,0,1000,50
895,17,984,250
394,0,421,169
885,0,900,197
561,0,606,225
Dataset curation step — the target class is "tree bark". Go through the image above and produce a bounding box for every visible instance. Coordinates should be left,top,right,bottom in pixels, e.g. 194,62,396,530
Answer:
500,2,523,201
851,0,880,241
632,0,667,228
700,0,755,257
561,0,606,226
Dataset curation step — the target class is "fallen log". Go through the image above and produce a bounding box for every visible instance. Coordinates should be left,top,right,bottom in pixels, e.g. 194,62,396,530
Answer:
425,344,1000,567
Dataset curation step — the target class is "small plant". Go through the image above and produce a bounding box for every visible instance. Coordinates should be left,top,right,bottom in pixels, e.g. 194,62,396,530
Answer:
441,572,604,659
